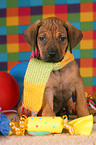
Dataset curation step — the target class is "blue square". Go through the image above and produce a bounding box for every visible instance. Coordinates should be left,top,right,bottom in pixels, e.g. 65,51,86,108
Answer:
19,52,31,61
93,0,96,2
0,53,7,62
0,0,6,8
71,22,80,30
67,0,80,4
93,22,96,30
93,49,96,58
0,26,6,35
93,77,96,86
55,0,67,4
18,0,30,7
30,0,42,6
19,25,30,34
72,49,80,59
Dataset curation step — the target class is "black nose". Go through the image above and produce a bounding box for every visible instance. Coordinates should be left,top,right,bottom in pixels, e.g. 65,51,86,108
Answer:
48,50,57,57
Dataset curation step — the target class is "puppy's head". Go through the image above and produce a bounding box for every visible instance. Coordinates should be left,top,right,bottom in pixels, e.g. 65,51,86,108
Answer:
23,17,83,62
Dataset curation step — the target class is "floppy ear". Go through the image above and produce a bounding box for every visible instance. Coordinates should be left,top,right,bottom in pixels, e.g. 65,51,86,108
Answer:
63,21,83,52
23,20,42,48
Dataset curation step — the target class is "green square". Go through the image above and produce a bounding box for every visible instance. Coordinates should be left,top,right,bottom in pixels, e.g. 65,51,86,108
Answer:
7,0,18,8
80,22,93,31
0,18,6,26
31,15,42,24
74,43,80,50
7,26,18,35
7,53,19,61
82,77,92,86
68,13,80,22
43,0,55,5
0,44,7,53
80,49,93,58
80,0,93,3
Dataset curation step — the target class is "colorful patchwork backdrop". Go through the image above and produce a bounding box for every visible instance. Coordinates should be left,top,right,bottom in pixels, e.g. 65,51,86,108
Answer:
0,0,96,93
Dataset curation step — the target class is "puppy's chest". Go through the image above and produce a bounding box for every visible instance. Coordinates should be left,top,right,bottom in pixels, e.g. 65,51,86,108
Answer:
47,69,72,93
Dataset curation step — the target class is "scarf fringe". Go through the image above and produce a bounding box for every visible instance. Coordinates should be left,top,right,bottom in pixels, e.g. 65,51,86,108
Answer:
18,104,38,117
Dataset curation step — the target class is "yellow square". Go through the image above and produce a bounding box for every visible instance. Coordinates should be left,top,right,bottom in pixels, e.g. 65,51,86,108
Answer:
43,14,55,19
80,12,93,22
7,17,18,26
7,44,19,52
80,68,92,77
80,40,93,49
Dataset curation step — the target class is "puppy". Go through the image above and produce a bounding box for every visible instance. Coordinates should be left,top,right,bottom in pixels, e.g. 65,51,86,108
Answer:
23,17,89,117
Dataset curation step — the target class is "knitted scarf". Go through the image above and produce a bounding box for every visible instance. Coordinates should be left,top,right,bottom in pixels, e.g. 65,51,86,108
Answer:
18,50,74,117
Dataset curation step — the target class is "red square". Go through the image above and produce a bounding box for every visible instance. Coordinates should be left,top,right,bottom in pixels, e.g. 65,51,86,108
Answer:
93,59,96,67
93,31,96,39
19,7,30,16
55,5,67,14
93,86,96,93
93,3,96,12
19,34,26,43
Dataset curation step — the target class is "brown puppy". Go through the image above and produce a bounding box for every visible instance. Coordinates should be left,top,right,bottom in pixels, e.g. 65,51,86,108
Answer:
23,17,89,117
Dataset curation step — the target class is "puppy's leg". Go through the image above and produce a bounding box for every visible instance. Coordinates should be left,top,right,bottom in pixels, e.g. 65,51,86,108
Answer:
65,97,76,115
42,89,55,116
75,77,89,117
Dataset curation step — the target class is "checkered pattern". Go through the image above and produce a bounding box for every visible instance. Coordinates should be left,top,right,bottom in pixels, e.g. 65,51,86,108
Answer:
0,0,96,93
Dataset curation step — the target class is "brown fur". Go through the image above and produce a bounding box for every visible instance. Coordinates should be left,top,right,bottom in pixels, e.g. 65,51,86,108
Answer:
23,17,89,117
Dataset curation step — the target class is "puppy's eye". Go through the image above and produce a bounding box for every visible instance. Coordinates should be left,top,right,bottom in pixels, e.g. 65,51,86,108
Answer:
59,36,66,42
39,36,46,42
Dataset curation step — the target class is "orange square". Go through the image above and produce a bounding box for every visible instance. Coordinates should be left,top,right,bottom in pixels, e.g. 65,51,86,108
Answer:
93,12,96,21
7,35,18,43
8,61,19,72
93,40,96,48
19,43,31,52
85,86,93,94
19,16,30,25
7,8,18,17
43,5,55,14
93,68,96,77
80,59,93,67
55,13,67,21
82,31,93,40
80,3,93,12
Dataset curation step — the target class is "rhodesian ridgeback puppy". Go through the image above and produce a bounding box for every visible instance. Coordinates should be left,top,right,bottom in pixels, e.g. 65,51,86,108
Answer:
23,17,89,117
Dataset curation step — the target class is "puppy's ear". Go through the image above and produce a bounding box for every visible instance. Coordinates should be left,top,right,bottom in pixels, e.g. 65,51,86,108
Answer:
23,20,42,48
63,21,83,52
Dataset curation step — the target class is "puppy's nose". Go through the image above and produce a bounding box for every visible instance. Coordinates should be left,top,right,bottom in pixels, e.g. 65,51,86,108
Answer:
48,50,57,57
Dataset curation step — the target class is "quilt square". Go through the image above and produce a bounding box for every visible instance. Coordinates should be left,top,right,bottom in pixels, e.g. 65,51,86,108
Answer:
7,8,18,17
0,8,6,17
43,5,55,14
7,0,18,8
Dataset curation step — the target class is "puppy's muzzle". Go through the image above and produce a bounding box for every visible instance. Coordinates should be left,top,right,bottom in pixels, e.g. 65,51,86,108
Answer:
48,50,57,58
45,49,62,62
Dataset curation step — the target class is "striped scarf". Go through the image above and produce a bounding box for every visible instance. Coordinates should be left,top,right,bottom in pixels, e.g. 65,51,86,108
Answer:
18,50,74,117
